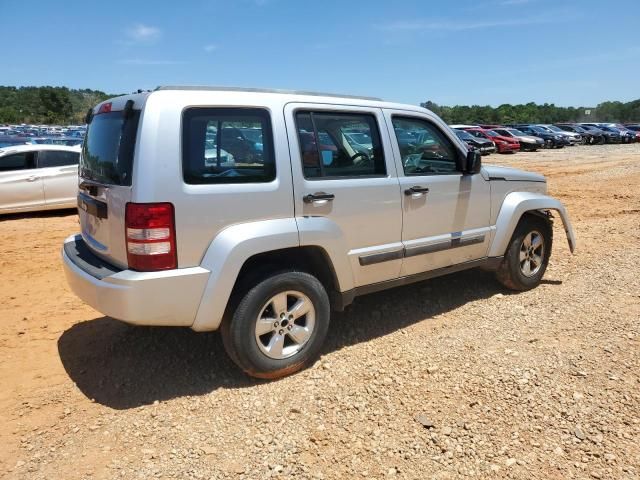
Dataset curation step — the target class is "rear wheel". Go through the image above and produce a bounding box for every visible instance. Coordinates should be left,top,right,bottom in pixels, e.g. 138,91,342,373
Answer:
221,271,330,379
496,215,553,291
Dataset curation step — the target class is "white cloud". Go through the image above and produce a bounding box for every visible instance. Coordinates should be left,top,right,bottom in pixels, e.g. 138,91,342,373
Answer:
204,44,218,53
126,23,161,44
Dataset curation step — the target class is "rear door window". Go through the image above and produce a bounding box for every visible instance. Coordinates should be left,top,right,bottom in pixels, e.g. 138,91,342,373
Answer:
295,111,386,179
182,108,275,184
37,150,79,168
80,110,140,186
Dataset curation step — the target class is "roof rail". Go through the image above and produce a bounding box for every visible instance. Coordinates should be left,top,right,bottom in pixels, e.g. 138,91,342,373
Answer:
154,85,383,102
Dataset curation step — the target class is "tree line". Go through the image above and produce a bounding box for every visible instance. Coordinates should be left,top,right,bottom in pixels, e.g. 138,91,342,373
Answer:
1,85,639,126
420,99,640,125
0,86,116,125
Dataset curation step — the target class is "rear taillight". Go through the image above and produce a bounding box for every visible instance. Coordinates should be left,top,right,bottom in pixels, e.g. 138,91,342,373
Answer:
125,203,177,271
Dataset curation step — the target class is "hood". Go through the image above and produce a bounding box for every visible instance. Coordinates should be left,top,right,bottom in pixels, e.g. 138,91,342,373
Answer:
483,165,546,183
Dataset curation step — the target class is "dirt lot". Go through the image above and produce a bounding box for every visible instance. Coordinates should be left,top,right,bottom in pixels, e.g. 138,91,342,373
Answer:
1,144,639,479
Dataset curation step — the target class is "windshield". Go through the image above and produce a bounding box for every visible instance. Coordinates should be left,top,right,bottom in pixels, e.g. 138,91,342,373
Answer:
80,110,140,186
507,129,525,136
485,130,499,137
546,125,563,132
454,130,474,140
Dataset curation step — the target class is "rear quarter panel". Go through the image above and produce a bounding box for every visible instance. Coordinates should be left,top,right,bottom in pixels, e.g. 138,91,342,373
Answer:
133,91,296,268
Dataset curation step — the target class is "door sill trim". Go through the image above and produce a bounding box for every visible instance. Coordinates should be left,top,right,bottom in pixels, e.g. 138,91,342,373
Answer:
339,257,503,306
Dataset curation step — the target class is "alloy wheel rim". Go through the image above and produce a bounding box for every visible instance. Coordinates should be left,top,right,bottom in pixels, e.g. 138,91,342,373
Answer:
254,291,316,360
519,230,545,277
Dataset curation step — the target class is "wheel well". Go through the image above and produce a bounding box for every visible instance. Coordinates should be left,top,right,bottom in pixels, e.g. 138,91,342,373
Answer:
520,209,554,227
231,246,343,310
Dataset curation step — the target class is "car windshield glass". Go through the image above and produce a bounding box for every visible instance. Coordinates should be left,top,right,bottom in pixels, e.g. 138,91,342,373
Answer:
546,125,563,132
80,110,140,186
507,129,525,135
454,130,474,140
485,130,499,137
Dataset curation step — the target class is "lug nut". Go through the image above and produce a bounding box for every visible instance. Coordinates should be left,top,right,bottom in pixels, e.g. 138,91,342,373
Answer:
279,329,284,335
273,321,279,328
287,325,292,330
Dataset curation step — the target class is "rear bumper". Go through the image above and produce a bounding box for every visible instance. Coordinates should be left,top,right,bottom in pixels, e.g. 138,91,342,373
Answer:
62,235,210,327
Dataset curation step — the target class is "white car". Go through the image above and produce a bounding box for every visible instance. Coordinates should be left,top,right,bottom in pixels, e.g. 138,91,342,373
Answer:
0,144,80,214
62,86,576,379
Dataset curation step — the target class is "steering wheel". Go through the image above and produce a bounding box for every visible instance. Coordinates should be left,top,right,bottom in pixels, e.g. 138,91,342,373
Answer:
350,151,371,166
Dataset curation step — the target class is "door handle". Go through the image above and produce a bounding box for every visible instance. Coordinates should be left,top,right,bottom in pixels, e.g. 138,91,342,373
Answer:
26,175,39,182
303,192,335,204
404,186,429,196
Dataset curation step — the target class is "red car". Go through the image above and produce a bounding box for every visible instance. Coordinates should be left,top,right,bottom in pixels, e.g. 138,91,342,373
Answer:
464,128,519,153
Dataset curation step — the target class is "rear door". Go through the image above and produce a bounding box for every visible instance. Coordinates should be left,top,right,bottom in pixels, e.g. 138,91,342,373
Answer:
37,149,79,207
285,103,403,287
0,151,44,212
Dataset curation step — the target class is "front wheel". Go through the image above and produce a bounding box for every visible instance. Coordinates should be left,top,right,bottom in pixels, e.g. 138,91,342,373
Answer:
496,215,553,291
221,271,330,379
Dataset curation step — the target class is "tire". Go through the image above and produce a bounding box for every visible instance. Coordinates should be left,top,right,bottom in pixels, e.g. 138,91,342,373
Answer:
220,271,330,379
495,215,553,291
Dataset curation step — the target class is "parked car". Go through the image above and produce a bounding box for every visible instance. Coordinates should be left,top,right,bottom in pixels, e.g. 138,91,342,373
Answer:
452,129,496,155
578,124,620,143
536,125,582,145
622,124,640,141
62,86,576,379
464,128,519,153
0,135,33,148
0,144,80,214
490,127,544,151
584,124,631,143
555,124,604,145
511,125,569,148
610,124,640,143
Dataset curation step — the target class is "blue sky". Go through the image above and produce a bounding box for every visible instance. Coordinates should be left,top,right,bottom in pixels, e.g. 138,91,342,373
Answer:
2,0,638,106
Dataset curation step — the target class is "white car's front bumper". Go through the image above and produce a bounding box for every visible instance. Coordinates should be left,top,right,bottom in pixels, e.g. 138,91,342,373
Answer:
62,235,210,327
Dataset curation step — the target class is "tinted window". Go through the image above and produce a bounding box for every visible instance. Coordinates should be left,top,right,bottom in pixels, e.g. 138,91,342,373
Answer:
392,117,458,175
183,108,275,184
81,110,140,186
296,111,386,179
0,152,35,171
38,150,79,168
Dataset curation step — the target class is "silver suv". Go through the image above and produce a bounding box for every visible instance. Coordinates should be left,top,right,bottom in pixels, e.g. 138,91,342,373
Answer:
62,86,576,378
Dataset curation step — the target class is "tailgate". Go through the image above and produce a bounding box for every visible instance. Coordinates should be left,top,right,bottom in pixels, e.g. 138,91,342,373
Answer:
77,95,145,268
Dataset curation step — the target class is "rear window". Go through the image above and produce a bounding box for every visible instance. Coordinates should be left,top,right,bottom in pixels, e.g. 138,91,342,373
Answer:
182,107,275,184
80,110,140,186
38,150,79,167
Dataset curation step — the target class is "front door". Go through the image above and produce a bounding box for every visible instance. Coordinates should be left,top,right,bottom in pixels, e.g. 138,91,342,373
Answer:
285,103,403,288
383,111,491,277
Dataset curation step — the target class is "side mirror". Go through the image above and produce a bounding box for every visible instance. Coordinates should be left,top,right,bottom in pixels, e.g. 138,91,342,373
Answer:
465,150,482,174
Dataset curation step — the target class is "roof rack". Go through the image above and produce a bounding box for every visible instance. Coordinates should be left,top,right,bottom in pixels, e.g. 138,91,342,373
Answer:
154,85,383,102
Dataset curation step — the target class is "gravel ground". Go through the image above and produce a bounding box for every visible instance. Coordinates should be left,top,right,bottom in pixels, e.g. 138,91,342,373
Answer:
1,144,639,479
